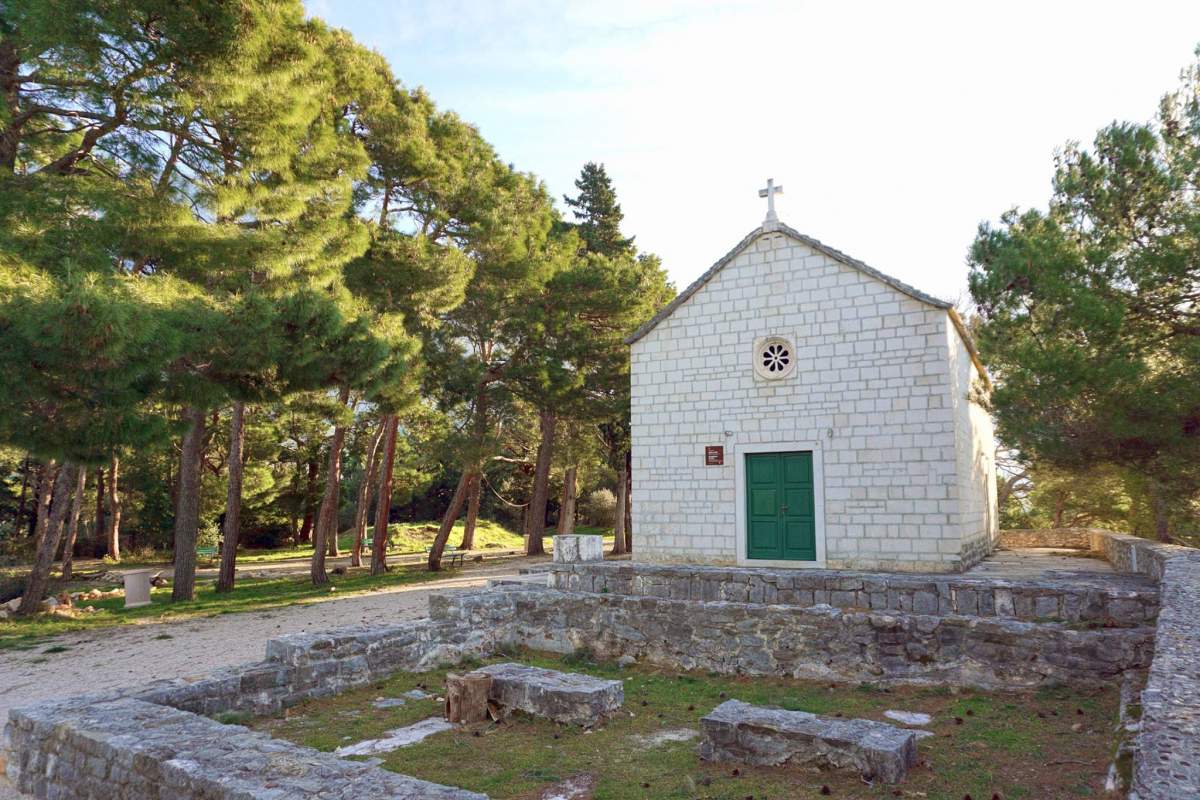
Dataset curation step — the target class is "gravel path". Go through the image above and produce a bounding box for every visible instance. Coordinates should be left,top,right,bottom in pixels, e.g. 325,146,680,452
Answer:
0,558,541,798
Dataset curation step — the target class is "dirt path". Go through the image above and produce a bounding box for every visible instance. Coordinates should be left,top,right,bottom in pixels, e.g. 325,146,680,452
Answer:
0,559,544,797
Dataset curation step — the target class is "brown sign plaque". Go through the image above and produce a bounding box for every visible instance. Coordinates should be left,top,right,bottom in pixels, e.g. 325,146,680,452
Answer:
705,445,724,466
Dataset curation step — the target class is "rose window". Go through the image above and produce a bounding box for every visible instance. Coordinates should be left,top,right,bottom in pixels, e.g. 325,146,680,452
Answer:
761,342,790,373
752,336,796,380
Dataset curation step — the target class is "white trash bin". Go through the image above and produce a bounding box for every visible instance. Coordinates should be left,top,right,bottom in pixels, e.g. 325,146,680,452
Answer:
123,569,154,609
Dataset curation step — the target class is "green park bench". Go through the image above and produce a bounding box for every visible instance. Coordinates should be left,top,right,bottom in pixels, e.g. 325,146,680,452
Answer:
427,544,466,568
196,546,217,562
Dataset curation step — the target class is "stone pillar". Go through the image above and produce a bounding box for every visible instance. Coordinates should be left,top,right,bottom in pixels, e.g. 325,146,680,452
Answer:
553,534,604,564
123,569,153,608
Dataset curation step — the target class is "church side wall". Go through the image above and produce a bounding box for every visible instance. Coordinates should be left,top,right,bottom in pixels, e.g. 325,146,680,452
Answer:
630,231,970,572
946,318,998,568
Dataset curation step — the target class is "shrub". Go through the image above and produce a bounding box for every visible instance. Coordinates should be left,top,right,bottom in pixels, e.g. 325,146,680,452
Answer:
239,521,292,550
0,575,25,604
578,488,617,527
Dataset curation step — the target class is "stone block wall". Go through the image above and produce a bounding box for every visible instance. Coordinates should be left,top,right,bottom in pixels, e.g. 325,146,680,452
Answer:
1127,552,1200,800
137,617,494,718
999,528,1094,549
7,695,484,800
435,587,1153,690
5,617,504,799
947,317,999,566
631,228,995,572
993,528,1200,800
548,562,1159,624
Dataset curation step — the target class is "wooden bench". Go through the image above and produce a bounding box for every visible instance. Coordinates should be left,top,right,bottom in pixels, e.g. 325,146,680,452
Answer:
196,546,217,563
427,545,467,568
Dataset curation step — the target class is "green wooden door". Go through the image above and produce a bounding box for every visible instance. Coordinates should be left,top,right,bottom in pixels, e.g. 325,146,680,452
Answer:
746,451,816,561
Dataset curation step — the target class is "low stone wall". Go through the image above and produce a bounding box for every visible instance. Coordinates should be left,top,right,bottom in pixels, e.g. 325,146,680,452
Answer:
1130,553,1200,800
434,587,1154,689
1000,527,1194,582
1088,531,1195,582
5,618,501,800
548,562,1159,624
138,617,496,718
7,695,484,800
1001,528,1200,799
999,528,1094,549
7,533,1195,800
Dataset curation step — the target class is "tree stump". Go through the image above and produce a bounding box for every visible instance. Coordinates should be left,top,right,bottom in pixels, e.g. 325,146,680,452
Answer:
445,672,492,724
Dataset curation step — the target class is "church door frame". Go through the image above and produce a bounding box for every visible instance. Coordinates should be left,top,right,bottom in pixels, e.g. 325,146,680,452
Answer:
733,440,826,568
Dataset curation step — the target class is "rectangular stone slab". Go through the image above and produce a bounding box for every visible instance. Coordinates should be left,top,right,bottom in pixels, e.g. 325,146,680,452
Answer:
699,699,917,783
473,662,623,726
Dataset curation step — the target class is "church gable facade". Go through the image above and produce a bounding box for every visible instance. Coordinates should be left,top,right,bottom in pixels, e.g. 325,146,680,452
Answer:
628,221,997,573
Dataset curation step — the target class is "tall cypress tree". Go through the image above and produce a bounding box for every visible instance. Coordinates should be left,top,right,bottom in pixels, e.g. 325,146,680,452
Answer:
563,162,635,257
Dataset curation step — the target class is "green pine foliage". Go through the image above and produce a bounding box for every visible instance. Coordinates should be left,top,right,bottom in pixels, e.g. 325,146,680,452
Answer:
562,161,635,257
970,49,1200,542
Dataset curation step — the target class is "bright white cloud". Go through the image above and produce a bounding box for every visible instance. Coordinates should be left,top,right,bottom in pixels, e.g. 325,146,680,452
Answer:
309,0,1200,302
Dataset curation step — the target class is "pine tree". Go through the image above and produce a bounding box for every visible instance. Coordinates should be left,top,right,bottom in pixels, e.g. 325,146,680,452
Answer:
563,162,635,257
969,51,1200,543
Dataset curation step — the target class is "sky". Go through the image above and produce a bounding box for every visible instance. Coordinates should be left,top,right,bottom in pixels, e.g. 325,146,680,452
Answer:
305,0,1200,303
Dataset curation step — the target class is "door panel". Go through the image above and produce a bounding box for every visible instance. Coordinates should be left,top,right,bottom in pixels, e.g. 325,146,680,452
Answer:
746,451,816,562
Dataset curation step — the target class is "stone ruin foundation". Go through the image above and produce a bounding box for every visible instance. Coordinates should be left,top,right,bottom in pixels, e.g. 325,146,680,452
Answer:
4,529,1197,799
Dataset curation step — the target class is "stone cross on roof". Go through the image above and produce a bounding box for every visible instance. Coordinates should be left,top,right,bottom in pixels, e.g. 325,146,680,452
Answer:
758,178,783,224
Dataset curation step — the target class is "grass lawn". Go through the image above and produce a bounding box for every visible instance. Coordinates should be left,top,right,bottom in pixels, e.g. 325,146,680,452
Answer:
238,518,529,564
0,564,451,651
236,519,617,564
254,650,1120,800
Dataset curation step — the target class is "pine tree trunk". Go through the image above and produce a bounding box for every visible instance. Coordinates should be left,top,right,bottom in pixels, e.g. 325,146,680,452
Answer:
1151,483,1172,543
370,415,398,576
351,421,385,568
611,456,629,556
94,466,105,557
0,40,21,174
172,406,206,602
14,456,29,537
297,459,317,544
312,388,350,585
61,467,87,581
524,410,557,556
17,463,77,616
430,472,471,571
557,466,577,534
216,401,246,593
31,461,54,548
105,453,121,561
460,473,482,550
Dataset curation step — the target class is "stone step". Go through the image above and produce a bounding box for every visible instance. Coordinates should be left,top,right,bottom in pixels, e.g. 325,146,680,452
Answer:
473,662,623,726
699,699,917,783
550,562,1159,624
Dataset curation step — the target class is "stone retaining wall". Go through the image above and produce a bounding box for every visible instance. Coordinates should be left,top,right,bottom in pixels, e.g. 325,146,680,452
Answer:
7,531,1196,800
999,528,1094,549
5,618,501,800
1129,552,1200,800
139,617,496,718
951,527,1200,800
434,587,1154,689
7,695,483,800
548,562,1158,624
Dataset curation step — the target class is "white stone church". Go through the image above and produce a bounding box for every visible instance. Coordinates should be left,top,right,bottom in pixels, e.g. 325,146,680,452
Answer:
627,182,997,573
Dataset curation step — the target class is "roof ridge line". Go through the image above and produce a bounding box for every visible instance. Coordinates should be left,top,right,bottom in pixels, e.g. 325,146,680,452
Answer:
625,222,952,345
